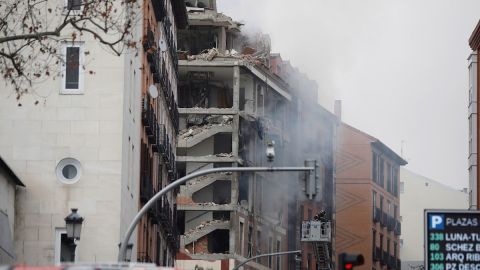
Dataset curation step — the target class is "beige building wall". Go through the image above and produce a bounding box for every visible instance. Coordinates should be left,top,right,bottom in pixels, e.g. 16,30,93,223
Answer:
0,11,143,265
399,168,468,269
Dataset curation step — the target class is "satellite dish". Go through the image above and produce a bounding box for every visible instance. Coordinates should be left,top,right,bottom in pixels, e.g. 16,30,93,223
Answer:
159,39,167,52
148,84,159,99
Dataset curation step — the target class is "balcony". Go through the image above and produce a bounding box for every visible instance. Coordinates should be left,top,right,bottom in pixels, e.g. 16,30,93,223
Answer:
387,216,395,231
161,16,178,75
373,247,381,261
388,255,396,269
381,251,388,265
142,98,154,134
380,211,388,227
142,27,155,53
158,62,179,134
373,207,381,223
140,171,153,204
394,221,401,235
152,124,166,153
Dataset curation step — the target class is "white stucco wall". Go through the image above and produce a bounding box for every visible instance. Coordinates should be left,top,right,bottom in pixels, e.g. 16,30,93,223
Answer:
0,16,143,265
399,168,468,268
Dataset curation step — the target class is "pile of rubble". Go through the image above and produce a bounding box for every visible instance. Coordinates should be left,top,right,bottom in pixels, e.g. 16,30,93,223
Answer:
186,172,231,186
184,219,226,236
184,47,268,66
179,115,233,141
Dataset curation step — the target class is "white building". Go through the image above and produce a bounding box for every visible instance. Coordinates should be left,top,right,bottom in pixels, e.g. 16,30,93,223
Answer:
399,168,468,269
0,0,186,265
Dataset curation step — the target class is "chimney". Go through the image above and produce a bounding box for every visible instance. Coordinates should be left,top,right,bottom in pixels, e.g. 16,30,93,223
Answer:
334,100,342,121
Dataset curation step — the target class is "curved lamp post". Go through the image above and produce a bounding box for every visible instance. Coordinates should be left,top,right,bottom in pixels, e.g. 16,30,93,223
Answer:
118,166,314,262
232,250,302,270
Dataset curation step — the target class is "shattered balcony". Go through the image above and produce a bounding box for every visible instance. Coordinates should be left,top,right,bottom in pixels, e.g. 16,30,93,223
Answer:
179,172,233,197
178,120,233,148
176,153,237,163
177,201,236,211
181,219,230,246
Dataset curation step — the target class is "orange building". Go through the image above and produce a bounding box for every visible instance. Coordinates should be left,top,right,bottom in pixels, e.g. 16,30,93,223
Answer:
136,0,187,265
335,108,406,270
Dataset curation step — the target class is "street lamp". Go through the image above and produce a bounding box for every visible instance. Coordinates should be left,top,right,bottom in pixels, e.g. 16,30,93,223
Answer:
64,208,84,262
65,208,84,240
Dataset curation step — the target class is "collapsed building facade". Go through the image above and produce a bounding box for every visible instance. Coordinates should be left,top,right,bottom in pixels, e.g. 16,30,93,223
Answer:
174,1,337,270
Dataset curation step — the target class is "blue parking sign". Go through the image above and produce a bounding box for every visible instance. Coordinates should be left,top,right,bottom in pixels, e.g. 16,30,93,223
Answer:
428,214,444,230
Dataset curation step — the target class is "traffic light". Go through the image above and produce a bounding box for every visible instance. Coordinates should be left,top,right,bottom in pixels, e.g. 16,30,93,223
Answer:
304,160,318,200
338,253,364,270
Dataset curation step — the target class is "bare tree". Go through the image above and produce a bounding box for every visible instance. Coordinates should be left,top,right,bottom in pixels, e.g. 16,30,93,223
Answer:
0,0,140,100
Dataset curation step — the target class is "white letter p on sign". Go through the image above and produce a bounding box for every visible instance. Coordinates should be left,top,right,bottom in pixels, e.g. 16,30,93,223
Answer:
432,215,443,229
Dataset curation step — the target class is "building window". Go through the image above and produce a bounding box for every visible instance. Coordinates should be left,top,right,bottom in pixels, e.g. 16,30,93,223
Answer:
380,234,383,252
379,158,384,187
387,201,391,217
247,225,253,257
63,0,83,15
61,42,84,94
400,182,404,194
386,163,392,193
239,221,244,256
380,196,384,213
276,240,281,270
372,152,378,183
56,158,82,184
393,168,399,196
256,230,262,263
55,228,76,263
373,190,377,212
268,236,273,268
373,229,377,248
387,239,390,255
66,0,82,10
394,242,397,258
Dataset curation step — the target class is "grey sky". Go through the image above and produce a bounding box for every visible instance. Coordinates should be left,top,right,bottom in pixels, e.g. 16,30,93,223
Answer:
217,0,480,189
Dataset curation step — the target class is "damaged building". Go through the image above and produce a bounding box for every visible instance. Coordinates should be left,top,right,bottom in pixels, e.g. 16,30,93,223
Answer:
174,2,337,270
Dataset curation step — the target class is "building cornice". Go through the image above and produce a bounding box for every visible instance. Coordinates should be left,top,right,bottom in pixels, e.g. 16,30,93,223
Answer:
0,156,25,187
469,20,480,51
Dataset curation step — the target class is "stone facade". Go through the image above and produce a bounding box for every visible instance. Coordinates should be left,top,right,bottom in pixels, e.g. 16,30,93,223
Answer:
0,0,186,265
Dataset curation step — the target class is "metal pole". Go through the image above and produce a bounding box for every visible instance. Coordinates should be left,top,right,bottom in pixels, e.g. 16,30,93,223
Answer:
232,250,302,270
118,166,313,262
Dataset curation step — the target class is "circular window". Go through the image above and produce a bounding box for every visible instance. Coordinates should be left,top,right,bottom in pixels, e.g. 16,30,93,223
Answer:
56,158,82,184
